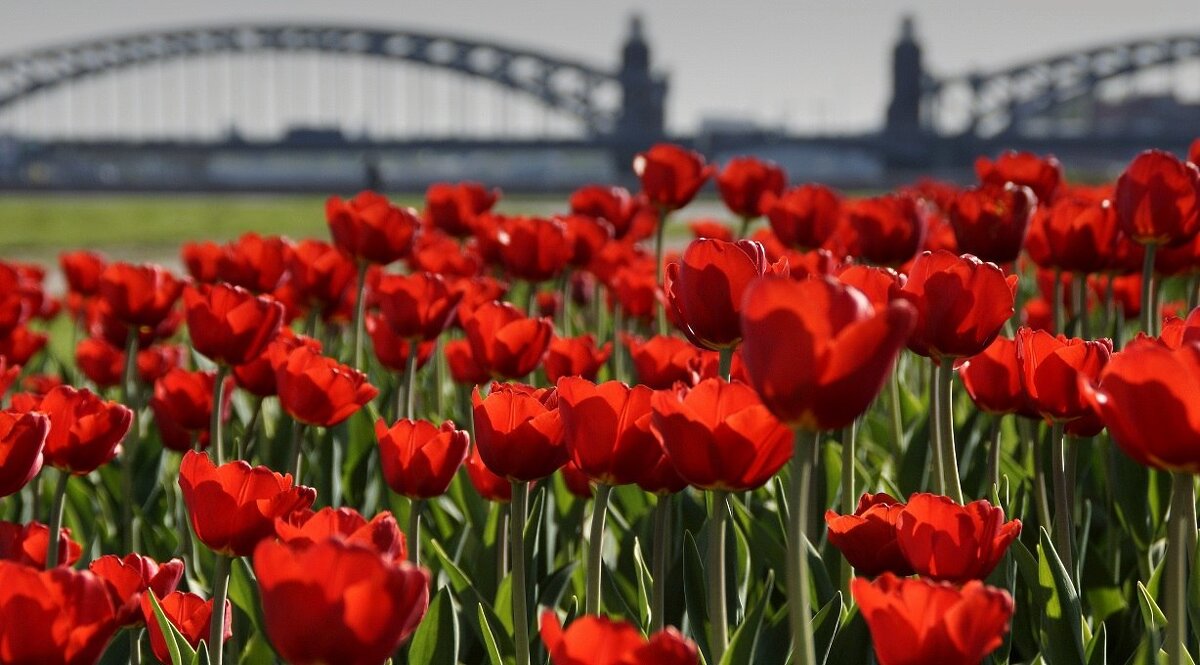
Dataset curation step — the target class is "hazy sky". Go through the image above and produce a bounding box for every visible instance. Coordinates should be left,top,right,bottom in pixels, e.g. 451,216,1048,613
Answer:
3,1,1199,134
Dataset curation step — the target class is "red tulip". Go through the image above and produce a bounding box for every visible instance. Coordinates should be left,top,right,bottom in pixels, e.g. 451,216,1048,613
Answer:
947,183,1034,264
569,185,641,239
473,383,566,482
0,410,48,498
183,283,284,366
846,194,925,267
89,554,184,627
824,493,913,577
633,143,714,212
376,418,470,499
958,336,1036,418
376,272,463,341
1083,337,1200,472
835,264,905,310
220,232,292,293
0,520,82,568
665,238,788,350
687,219,734,242
445,338,492,386
365,315,435,374
449,275,510,327
496,215,574,283
561,214,614,267
0,326,47,367
544,334,612,383
651,378,790,491
607,266,659,322
852,573,1013,665
178,450,315,557
326,191,419,264
21,385,132,475
275,345,378,427
898,250,1016,364
408,230,483,278
716,156,786,219
1115,149,1200,247
0,357,17,399
540,611,699,665
98,262,182,329
1032,195,1120,274
623,334,713,389
1015,327,1112,422
253,537,430,665
232,329,318,398
1160,306,1200,349
976,150,1063,203
149,368,232,452
463,301,553,380
0,560,117,665
0,265,32,339
465,445,511,502
740,275,915,431
60,250,106,297
182,241,223,283
424,181,499,237
275,507,407,562
141,591,231,665
557,378,662,486
761,184,842,251
895,493,1020,583
285,239,358,320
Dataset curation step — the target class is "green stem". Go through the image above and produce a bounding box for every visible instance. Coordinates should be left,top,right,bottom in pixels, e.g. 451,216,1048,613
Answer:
496,501,510,582
510,481,530,665
1141,243,1158,336
738,215,753,239
928,360,945,495
708,491,730,662
121,330,139,553
655,207,669,336
611,305,626,383
936,362,964,504
1166,472,1194,665
839,421,857,594
289,424,306,484
405,342,420,421
352,260,369,370
1074,272,1089,339
718,347,734,382
559,271,573,337
787,429,818,665
209,555,231,665
1050,422,1074,572
586,484,612,615
651,495,670,632
1053,268,1065,334
130,629,142,665
986,415,1003,493
434,337,447,420
239,398,263,461
1025,418,1053,532
210,365,228,464
45,470,69,570
408,498,422,566
887,365,905,455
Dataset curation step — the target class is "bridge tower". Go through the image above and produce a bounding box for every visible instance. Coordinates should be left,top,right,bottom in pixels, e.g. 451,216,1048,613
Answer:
613,16,667,170
883,16,932,167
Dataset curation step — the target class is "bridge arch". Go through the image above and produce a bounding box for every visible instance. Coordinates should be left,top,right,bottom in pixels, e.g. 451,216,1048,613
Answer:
0,23,625,136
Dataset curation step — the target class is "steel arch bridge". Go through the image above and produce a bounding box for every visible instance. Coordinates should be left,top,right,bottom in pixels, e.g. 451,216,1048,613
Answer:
925,33,1200,138
0,23,625,136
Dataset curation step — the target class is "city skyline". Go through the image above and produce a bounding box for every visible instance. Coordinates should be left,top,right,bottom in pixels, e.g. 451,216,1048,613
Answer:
4,1,1199,135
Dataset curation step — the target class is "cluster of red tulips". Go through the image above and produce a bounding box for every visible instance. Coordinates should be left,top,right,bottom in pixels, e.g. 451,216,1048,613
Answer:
1,140,1200,665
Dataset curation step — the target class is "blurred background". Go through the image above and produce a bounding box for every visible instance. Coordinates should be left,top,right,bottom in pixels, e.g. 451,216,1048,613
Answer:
1,0,1198,258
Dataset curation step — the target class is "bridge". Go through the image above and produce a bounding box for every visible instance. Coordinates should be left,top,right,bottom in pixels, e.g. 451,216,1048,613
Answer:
1,16,1198,190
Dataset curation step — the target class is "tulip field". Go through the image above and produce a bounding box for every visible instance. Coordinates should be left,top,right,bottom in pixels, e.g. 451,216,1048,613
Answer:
4,142,1200,665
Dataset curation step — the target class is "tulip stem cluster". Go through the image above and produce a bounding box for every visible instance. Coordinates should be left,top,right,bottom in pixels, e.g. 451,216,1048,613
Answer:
840,421,858,592
585,483,612,615
405,349,419,421
654,208,669,336
1141,244,1159,337
121,329,141,552
650,496,670,632
707,490,730,661
210,365,228,464
509,480,531,665
787,429,819,665
408,499,423,566
45,470,70,570
351,260,370,371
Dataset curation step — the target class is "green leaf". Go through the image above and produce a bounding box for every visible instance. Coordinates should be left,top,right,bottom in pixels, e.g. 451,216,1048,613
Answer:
227,557,264,632
190,641,210,665
632,537,653,631
1136,581,1167,630
1037,528,1085,665
147,592,198,665
682,530,711,665
1084,622,1106,665
720,570,774,665
811,591,843,665
409,587,459,665
477,604,505,665
429,538,513,657
237,632,276,665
